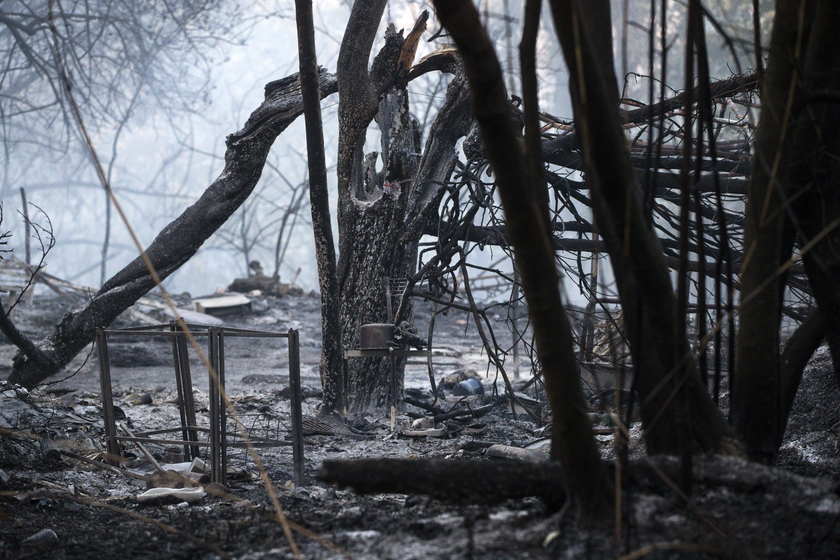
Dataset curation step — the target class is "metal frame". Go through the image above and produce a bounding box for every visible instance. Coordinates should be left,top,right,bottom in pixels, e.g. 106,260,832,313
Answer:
97,321,304,486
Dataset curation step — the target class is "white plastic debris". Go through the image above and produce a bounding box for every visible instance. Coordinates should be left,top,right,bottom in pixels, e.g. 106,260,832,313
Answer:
136,486,205,505
486,444,549,463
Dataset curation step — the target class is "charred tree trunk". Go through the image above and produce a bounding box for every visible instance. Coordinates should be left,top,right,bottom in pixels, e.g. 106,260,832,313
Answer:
732,0,808,464
334,5,470,413
784,1,840,445
434,0,611,520
320,458,567,507
732,0,840,463
338,64,471,414
338,37,424,411
334,0,394,414
7,71,337,388
295,0,343,414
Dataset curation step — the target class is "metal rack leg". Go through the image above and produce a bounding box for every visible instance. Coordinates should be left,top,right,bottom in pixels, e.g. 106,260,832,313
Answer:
171,322,199,459
171,323,191,459
288,329,304,488
208,328,221,484
96,328,120,464
389,347,397,431
218,329,227,486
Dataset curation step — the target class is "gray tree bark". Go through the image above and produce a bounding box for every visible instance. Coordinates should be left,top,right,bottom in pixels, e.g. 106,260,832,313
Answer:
334,5,471,413
434,0,611,520
295,0,343,414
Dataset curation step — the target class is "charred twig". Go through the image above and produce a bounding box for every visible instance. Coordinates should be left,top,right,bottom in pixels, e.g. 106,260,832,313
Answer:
404,396,446,415
433,402,495,423
59,449,150,482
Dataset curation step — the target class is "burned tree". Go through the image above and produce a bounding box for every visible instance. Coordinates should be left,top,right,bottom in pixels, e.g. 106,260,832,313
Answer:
7,71,337,387
4,5,472,417
2,4,472,414
295,0,343,413
331,4,471,413
434,0,611,519
735,0,840,463
7,0,840,479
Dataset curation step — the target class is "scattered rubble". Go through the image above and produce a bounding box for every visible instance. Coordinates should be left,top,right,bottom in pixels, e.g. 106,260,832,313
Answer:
0,292,839,559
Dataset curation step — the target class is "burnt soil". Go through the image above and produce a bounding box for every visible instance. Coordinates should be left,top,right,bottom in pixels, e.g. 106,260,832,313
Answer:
1,292,839,559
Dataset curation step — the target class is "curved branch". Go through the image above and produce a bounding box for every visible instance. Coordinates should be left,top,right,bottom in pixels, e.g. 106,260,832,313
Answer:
8,70,337,388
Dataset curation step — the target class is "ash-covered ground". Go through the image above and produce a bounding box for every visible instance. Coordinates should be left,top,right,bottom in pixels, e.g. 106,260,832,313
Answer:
1,291,839,559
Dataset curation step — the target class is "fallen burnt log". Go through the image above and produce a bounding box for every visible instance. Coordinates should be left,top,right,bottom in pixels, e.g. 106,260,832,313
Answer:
319,454,840,515
319,458,567,507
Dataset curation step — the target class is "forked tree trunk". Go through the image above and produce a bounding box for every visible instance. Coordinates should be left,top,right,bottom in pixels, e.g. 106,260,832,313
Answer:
767,1,840,458
732,0,840,463
337,81,422,411
336,72,471,414
332,5,470,413
787,0,840,387
732,0,807,464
